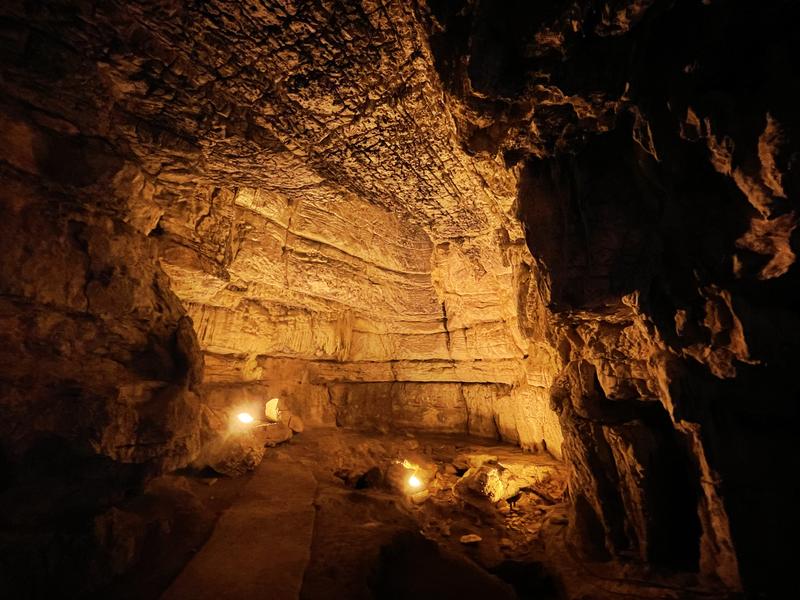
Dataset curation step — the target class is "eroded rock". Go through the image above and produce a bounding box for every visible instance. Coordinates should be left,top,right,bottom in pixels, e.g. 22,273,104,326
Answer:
0,1,797,598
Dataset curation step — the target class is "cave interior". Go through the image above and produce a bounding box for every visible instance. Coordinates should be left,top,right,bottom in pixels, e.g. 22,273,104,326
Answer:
1,1,798,599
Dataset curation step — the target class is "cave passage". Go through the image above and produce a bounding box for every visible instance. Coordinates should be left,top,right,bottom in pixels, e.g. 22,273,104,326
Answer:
1,1,798,599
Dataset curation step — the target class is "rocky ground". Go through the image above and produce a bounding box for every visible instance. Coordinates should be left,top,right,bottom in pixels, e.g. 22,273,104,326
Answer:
135,428,734,600
1,1,797,596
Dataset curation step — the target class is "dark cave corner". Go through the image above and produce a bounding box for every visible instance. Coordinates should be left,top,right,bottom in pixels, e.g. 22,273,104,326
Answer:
1,0,798,599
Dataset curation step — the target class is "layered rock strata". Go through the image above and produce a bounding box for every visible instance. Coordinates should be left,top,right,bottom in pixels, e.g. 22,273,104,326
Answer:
0,0,797,598
0,107,205,594
421,0,799,595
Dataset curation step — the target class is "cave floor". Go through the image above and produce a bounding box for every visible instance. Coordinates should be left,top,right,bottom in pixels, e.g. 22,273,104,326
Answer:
156,429,736,600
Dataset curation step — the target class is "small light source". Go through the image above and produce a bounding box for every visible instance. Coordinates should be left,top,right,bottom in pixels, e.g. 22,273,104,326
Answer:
408,474,422,489
237,412,254,424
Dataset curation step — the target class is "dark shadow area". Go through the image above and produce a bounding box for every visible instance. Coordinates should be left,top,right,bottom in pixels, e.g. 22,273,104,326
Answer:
369,532,517,600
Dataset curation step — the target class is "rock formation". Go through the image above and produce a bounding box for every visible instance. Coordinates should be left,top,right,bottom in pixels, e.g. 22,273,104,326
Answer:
0,0,797,597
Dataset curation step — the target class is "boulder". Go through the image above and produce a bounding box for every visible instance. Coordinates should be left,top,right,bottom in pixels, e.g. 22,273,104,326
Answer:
454,464,523,506
263,422,293,447
201,428,269,477
287,414,305,433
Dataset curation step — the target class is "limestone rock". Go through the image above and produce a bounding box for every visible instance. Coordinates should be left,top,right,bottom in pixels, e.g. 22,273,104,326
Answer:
264,398,282,423
204,431,267,477
410,490,430,505
263,423,294,447
192,406,269,476
459,534,482,544
0,0,560,455
287,414,305,434
453,454,498,471
1,1,798,598
385,463,409,493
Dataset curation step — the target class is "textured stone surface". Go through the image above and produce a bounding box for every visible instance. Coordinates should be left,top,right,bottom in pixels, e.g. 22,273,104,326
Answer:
0,109,206,594
0,135,204,472
0,0,797,598
420,1,799,595
0,0,562,459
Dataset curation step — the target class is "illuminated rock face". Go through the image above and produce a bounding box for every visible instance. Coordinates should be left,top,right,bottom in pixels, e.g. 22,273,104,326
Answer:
159,184,562,454
76,0,563,453
0,123,204,473
0,0,798,597
421,1,799,595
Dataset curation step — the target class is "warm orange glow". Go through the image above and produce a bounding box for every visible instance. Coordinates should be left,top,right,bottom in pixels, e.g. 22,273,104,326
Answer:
264,398,281,422
237,412,254,424
408,474,422,489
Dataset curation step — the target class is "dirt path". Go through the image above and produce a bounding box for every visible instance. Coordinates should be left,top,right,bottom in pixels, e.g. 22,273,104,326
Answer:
159,429,737,600
162,453,317,600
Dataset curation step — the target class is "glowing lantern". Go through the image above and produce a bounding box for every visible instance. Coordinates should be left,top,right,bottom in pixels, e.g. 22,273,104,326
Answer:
237,412,254,424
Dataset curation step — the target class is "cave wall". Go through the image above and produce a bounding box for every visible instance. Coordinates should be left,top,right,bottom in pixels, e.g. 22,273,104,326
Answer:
2,0,797,597
157,181,557,448
0,0,567,455
0,8,566,595
0,2,567,590
0,107,205,592
421,0,799,595
1,0,566,449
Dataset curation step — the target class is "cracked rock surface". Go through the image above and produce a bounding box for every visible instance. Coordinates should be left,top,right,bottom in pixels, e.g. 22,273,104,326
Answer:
0,0,798,598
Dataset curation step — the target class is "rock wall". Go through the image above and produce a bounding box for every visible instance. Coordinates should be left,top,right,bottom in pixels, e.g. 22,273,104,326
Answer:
0,108,205,592
0,3,565,592
0,0,565,452
421,0,799,595
2,0,797,597
0,4,563,444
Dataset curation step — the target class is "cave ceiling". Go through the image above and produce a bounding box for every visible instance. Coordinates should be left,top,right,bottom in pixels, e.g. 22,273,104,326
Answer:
5,0,549,384
1,1,798,596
